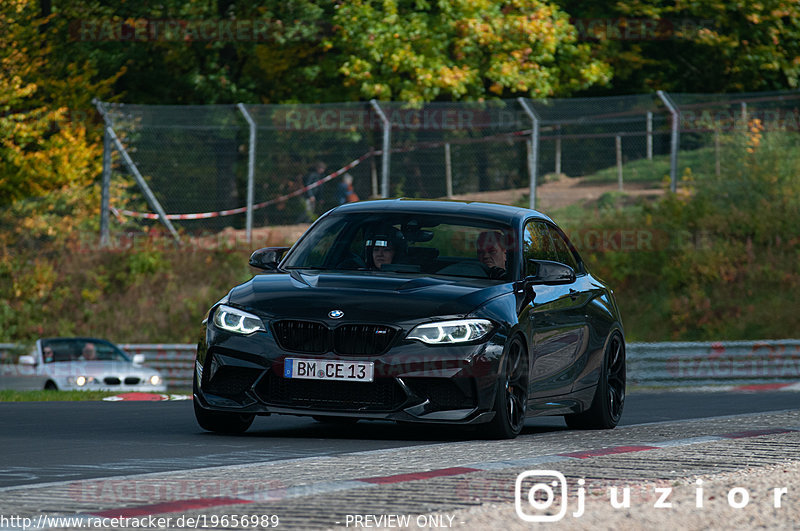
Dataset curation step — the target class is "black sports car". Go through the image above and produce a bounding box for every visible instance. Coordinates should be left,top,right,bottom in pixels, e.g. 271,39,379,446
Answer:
194,199,625,438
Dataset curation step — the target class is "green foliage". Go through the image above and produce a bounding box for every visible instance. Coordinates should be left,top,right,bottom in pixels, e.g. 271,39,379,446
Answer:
554,0,800,94
330,0,610,101
564,127,800,341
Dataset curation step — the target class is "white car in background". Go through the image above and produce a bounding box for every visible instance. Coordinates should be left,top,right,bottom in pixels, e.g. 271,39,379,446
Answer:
0,337,166,392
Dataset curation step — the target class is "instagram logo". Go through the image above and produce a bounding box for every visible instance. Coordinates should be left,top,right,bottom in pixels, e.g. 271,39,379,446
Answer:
515,470,583,522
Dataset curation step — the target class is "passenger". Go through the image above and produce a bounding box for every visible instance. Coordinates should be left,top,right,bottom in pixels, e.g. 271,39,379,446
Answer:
366,227,406,270
476,231,507,279
43,346,54,363
371,239,395,269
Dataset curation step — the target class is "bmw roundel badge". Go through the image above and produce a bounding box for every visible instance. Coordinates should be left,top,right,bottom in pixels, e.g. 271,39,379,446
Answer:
328,310,344,319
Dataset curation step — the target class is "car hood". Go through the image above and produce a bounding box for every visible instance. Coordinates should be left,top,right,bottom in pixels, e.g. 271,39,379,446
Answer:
228,270,511,322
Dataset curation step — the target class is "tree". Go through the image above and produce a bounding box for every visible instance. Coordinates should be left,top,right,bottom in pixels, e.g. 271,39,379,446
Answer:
554,0,800,94
329,0,611,102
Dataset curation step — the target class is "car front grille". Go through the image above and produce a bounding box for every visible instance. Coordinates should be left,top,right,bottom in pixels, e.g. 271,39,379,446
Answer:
273,320,398,355
124,377,141,385
403,378,477,410
273,320,329,353
256,371,407,412
104,377,121,385
334,324,398,355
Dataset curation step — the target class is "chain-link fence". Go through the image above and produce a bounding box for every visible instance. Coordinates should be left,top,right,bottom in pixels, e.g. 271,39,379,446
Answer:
95,90,800,241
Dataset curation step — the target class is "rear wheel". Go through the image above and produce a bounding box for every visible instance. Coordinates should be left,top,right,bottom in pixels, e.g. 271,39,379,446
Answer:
564,332,625,429
485,337,528,439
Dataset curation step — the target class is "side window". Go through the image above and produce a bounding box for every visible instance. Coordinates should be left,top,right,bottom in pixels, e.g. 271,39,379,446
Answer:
522,221,557,275
546,225,580,271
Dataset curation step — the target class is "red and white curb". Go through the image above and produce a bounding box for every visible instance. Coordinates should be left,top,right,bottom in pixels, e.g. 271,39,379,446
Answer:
102,393,191,402
672,382,800,393
6,426,797,529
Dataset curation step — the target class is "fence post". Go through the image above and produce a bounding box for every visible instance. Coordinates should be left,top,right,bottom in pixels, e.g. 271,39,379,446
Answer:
657,90,679,193
93,99,181,244
646,111,653,160
715,129,721,176
370,150,378,198
518,98,540,210
236,103,256,245
555,124,562,176
616,135,623,191
369,100,391,198
100,126,112,248
444,143,453,198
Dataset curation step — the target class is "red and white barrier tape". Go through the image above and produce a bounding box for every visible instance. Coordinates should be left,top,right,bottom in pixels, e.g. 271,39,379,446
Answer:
112,152,372,221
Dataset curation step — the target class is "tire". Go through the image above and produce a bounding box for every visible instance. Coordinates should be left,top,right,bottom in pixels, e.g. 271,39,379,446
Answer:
312,416,359,425
564,332,626,430
485,337,528,439
193,372,254,434
194,398,255,434
44,381,58,391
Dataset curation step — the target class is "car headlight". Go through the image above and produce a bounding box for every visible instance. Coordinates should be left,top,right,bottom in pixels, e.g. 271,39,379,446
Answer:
67,376,95,386
407,319,494,344
212,304,265,335
149,375,162,386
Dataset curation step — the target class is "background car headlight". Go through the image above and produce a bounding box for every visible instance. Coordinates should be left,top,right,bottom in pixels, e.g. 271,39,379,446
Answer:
67,376,95,386
213,304,265,335
149,375,161,386
407,319,494,344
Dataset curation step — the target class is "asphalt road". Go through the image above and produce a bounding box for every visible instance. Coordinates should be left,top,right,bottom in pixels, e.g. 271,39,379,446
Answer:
1,391,798,489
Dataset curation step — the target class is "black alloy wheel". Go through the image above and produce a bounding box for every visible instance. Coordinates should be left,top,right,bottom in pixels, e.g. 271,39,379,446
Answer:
486,337,528,439
565,332,626,429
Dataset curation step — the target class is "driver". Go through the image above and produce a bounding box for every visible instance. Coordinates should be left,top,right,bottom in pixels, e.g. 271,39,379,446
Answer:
476,231,507,279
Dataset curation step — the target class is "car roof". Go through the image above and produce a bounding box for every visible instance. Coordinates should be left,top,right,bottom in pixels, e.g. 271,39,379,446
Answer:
330,199,553,225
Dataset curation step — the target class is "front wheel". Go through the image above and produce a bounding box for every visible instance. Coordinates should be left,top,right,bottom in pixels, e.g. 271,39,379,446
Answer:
193,372,254,434
564,332,625,429
485,337,528,439
194,399,255,434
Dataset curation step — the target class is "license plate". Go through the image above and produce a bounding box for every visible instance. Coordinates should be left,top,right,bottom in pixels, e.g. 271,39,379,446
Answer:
283,358,374,382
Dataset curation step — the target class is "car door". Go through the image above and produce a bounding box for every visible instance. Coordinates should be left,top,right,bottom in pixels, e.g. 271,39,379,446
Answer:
521,220,589,399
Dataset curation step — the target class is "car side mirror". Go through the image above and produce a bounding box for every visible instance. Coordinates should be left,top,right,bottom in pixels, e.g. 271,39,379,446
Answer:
249,247,289,271
18,355,36,366
525,259,576,285
132,354,146,364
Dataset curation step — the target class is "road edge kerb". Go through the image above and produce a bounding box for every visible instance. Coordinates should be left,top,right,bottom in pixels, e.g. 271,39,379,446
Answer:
25,426,798,525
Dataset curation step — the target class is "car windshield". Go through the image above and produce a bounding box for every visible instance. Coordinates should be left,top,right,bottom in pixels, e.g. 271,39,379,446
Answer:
282,212,515,281
41,339,131,363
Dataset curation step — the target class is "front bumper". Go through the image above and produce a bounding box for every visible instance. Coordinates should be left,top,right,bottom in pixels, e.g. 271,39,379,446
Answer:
195,326,506,424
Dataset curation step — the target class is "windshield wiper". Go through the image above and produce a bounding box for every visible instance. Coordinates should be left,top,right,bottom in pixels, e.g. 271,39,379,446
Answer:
284,266,329,270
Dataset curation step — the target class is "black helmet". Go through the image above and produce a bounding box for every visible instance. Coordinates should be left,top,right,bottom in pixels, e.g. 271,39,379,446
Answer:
365,225,406,263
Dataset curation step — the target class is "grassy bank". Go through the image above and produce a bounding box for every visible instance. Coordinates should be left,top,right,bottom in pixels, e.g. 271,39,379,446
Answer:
0,390,120,402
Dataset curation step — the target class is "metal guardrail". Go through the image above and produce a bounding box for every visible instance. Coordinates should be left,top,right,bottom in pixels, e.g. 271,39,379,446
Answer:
626,339,800,387
120,344,196,389
5,340,800,390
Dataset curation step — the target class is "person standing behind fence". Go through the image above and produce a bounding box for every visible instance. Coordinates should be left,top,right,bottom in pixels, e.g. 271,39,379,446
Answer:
337,173,359,205
303,161,327,220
